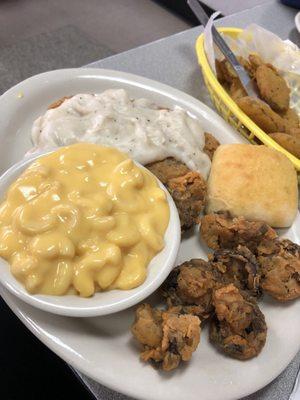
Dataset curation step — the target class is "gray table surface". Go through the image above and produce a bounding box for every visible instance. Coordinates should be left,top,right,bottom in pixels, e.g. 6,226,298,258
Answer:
80,1,300,399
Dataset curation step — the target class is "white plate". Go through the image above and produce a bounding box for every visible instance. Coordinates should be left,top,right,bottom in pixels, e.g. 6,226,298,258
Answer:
0,68,299,400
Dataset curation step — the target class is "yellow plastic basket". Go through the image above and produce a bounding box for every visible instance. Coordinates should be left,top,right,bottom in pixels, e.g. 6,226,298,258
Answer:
195,27,300,171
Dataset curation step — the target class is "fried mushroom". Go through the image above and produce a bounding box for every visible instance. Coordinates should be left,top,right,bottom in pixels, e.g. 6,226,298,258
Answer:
203,132,220,160
131,304,201,371
163,259,217,319
200,212,277,252
209,246,262,298
258,239,300,301
209,284,267,360
147,158,207,231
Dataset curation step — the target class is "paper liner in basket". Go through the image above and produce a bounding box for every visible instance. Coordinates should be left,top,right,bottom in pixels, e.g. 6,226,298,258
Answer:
204,20,300,114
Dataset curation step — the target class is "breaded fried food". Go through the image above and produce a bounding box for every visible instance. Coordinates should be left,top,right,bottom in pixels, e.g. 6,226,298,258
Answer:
258,239,300,301
209,284,267,360
229,78,247,102
200,212,277,252
146,157,190,183
216,59,237,84
255,64,290,112
209,246,261,298
203,132,220,160
147,158,207,231
215,59,247,101
48,96,71,109
269,133,300,158
131,303,201,371
248,54,264,75
288,127,300,139
168,172,206,230
163,259,217,319
279,108,299,132
237,56,254,77
237,97,286,133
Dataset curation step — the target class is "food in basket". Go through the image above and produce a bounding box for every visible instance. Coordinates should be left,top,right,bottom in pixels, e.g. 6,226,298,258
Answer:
216,59,247,102
131,303,201,371
205,144,298,228
254,64,290,112
31,90,222,230
269,133,300,159
236,97,286,133
216,53,300,158
209,284,267,360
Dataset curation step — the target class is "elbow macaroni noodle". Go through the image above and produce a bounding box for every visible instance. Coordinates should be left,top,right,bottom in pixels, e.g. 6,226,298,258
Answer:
0,143,169,297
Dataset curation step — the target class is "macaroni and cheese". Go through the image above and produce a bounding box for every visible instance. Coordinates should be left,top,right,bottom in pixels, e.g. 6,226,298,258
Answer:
0,143,170,297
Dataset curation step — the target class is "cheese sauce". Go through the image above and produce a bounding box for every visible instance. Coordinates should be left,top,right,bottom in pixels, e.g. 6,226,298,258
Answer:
0,143,169,297
31,89,211,178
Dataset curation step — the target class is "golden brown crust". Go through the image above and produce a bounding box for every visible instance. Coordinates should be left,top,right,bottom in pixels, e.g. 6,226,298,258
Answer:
206,144,298,228
229,78,247,102
203,132,220,160
288,127,300,139
236,97,286,133
209,284,267,360
258,239,300,301
131,304,201,371
147,158,207,231
269,133,300,158
168,171,207,230
209,246,262,298
216,59,237,84
48,96,71,109
163,259,217,319
279,108,299,132
200,212,277,252
255,65,290,112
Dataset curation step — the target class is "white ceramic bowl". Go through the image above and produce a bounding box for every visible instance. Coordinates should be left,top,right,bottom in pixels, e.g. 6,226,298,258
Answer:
0,151,181,317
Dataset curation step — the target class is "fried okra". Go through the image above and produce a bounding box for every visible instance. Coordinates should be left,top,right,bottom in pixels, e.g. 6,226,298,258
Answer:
131,304,201,371
258,239,300,301
200,212,277,252
209,284,267,360
255,64,290,112
162,259,217,319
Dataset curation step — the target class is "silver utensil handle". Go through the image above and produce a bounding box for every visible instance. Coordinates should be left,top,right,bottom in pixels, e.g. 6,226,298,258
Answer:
187,0,240,69
187,0,253,94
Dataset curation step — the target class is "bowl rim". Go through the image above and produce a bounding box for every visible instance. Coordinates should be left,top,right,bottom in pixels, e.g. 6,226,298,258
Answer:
0,147,181,317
